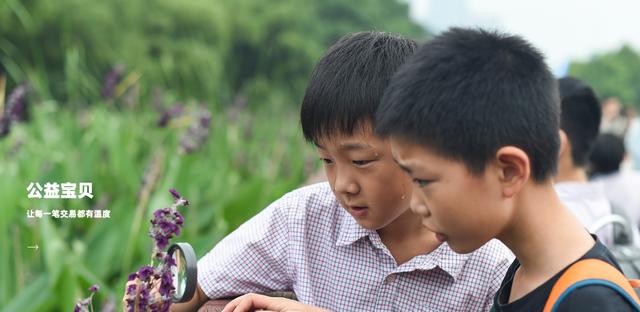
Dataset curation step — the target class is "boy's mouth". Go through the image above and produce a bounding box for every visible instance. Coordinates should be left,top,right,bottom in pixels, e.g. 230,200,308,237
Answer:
347,205,369,217
434,232,448,243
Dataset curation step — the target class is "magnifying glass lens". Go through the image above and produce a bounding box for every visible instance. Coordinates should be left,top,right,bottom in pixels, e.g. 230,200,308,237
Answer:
167,242,197,303
172,249,187,298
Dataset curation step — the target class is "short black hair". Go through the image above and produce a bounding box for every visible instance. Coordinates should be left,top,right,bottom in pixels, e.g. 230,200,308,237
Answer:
375,27,560,182
301,31,417,144
589,133,626,175
558,76,602,167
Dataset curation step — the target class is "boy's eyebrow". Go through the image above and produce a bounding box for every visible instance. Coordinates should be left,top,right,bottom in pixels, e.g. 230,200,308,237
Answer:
339,143,374,151
314,142,374,151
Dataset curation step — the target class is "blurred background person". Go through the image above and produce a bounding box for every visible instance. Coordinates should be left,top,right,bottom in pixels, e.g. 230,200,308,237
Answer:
625,106,640,170
555,77,614,247
590,133,640,242
600,97,628,136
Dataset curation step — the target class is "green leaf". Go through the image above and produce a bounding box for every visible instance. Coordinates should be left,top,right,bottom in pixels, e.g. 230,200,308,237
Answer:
1,274,54,312
40,215,66,284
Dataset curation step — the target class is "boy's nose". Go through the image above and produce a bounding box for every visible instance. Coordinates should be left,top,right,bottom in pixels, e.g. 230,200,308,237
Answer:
409,188,430,217
334,173,360,195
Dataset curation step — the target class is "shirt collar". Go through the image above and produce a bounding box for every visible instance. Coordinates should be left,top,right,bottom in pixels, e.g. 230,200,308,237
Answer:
336,206,375,246
392,242,470,281
335,205,470,280
422,242,470,281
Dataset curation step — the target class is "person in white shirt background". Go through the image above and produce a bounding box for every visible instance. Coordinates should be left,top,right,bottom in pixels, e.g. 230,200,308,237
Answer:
589,132,640,243
624,109,640,171
554,77,614,246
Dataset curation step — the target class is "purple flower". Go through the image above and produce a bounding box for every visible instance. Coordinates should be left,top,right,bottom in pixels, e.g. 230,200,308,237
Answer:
137,265,155,281
101,65,125,99
149,189,189,252
154,235,169,250
88,284,99,293
178,106,212,154
169,188,181,200
127,273,138,282
137,287,150,311
125,303,135,312
73,284,98,312
174,213,184,225
0,116,10,139
200,112,211,128
126,283,137,296
155,251,166,259
153,208,170,220
159,302,172,312
158,219,176,234
164,253,176,267
6,82,29,122
157,104,184,127
158,270,174,297
125,188,188,311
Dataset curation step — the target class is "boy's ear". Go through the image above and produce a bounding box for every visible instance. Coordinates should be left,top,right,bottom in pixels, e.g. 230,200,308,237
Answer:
494,146,530,198
558,130,569,159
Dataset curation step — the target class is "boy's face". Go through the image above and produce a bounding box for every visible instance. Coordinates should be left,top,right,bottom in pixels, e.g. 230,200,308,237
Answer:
316,125,413,230
390,138,512,254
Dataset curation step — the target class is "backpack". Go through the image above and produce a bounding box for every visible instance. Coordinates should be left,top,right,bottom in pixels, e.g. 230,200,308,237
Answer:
543,258,640,312
589,205,640,281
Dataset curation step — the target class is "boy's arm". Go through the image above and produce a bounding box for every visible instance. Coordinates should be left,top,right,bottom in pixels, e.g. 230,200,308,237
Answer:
197,195,294,300
221,293,327,312
169,284,209,312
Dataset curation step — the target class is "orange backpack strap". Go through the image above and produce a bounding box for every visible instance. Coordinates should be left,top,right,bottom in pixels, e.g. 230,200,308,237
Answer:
543,259,640,312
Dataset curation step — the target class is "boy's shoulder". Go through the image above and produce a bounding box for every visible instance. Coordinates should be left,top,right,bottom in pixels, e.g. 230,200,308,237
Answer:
279,182,339,212
282,181,335,202
273,182,343,224
493,240,637,311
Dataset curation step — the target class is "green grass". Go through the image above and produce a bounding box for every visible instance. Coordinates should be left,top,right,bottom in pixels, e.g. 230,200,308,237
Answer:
0,99,317,311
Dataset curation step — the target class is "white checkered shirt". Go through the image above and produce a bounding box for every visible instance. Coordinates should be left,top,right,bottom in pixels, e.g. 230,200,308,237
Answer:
198,182,514,311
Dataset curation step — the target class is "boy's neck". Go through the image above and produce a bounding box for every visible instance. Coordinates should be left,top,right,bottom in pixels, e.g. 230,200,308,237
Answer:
497,180,595,302
378,209,440,265
556,162,588,183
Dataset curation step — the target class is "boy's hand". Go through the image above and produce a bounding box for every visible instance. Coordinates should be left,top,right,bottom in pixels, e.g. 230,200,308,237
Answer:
122,277,166,311
222,293,328,312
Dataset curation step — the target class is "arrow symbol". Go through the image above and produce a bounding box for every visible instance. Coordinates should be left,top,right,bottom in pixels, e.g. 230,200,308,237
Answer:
27,244,39,251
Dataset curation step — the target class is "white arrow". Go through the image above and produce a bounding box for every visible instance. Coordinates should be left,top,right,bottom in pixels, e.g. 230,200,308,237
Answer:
27,244,39,251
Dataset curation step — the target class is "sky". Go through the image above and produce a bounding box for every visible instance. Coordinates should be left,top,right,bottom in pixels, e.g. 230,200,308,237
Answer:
408,0,640,76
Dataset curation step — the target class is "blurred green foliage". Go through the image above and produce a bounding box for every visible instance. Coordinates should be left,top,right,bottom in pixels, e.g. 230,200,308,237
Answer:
570,45,640,109
0,0,426,108
0,0,426,310
0,100,317,311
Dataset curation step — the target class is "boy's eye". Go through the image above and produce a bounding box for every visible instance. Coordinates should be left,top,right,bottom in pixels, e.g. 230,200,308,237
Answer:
352,160,374,166
320,158,333,165
412,178,431,187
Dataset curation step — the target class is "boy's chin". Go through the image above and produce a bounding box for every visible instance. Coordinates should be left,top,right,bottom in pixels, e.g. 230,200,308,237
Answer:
352,218,386,231
447,240,484,254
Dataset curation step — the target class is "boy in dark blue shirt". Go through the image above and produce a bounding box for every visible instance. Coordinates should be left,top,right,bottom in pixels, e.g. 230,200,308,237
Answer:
375,27,637,311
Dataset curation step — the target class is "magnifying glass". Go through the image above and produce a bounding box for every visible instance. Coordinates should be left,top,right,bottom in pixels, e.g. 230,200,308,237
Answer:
167,242,197,303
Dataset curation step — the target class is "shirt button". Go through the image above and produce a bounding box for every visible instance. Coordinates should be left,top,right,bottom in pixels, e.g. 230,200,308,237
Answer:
385,274,397,284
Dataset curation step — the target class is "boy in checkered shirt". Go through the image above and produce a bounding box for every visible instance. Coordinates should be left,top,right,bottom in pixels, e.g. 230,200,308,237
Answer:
174,31,513,312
